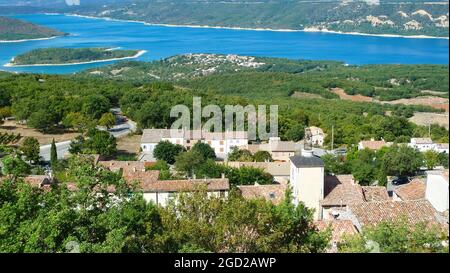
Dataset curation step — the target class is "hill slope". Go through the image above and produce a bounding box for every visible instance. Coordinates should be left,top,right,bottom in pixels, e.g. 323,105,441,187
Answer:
0,16,66,41
68,0,450,37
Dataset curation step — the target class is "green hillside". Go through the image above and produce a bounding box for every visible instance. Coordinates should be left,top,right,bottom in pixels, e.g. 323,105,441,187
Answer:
10,48,141,65
0,16,66,41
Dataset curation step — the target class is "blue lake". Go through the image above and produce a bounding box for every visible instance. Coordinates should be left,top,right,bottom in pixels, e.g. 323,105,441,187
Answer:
0,13,448,74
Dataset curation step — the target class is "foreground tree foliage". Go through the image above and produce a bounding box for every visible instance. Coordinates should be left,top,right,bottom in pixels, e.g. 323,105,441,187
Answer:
157,190,330,253
338,219,448,253
153,141,185,165
0,155,330,253
20,137,40,164
69,129,117,157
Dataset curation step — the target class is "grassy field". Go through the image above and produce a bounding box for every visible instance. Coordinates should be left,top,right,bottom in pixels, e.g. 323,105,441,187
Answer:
0,120,79,145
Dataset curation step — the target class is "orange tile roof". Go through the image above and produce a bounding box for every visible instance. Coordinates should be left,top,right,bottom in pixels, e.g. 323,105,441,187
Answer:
238,184,287,205
362,186,390,202
359,140,387,150
394,179,426,201
142,179,230,193
322,175,365,207
315,220,358,243
348,200,442,228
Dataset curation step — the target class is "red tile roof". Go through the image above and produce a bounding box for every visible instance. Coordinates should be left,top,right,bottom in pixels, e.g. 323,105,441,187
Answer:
315,220,358,243
394,179,426,201
141,179,230,193
322,175,365,207
359,140,387,150
362,186,390,202
238,184,287,205
348,200,443,228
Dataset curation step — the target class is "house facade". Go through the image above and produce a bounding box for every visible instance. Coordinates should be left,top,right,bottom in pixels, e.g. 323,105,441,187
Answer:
142,179,230,207
308,126,326,147
426,170,449,212
289,149,325,220
409,138,436,152
253,137,301,162
140,129,248,160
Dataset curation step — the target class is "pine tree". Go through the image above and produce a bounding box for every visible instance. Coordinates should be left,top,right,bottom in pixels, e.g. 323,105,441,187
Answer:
50,138,58,167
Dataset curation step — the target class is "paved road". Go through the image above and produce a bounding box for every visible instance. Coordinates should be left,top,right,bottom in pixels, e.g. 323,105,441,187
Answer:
39,108,137,162
40,141,71,162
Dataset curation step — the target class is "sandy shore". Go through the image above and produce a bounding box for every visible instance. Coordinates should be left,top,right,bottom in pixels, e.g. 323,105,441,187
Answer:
4,50,147,67
0,36,61,43
65,13,449,40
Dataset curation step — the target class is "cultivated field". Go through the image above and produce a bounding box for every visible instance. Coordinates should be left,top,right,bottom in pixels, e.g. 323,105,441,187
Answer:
331,88,449,112
409,112,450,129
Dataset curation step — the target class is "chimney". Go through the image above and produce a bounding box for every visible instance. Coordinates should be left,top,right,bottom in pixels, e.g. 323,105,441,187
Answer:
221,173,226,179
302,148,314,158
192,173,197,180
269,137,280,151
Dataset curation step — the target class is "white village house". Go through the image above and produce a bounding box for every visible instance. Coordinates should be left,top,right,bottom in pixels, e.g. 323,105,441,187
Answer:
308,126,326,147
408,138,449,153
140,129,248,160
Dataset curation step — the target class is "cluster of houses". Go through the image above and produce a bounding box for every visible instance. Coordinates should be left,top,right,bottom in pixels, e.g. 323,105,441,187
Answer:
358,137,449,154
17,128,449,252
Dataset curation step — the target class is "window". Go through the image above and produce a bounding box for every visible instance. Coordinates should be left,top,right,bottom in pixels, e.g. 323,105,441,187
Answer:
220,140,224,145
220,148,224,153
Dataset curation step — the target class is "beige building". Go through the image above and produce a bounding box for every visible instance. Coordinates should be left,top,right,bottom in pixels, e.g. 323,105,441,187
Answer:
249,137,301,162
289,149,325,220
224,161,290,184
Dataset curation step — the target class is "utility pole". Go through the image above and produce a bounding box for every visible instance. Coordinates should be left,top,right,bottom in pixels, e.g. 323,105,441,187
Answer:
331,125,334,152
428,123,431,138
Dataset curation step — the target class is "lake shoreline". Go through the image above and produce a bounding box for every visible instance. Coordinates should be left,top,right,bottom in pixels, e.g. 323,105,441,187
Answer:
0,36,61,43
66,13,450,40
4,50,147,67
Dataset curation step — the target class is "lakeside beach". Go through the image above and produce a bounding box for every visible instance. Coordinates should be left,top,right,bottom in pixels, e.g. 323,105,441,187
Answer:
0,36,60,43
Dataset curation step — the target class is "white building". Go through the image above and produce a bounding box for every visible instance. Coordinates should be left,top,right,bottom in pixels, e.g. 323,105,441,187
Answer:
409,138,436,152
436,143,449,154
308,126,326,147
289,149,325,220
140,129,248,160
425,170,449,213
408,138,449,154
